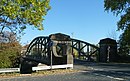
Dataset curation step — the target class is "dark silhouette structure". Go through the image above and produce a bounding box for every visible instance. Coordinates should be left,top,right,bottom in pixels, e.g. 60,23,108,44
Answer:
20,33,100,74
99,38,117,62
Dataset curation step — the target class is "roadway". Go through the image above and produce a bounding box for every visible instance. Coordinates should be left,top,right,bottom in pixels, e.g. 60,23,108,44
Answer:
0,59,130,81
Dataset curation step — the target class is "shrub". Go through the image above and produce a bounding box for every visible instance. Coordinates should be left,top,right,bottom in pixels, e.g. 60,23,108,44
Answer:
0,42,21,68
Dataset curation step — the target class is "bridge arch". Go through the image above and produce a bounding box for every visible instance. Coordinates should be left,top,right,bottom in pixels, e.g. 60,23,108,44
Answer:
22,36,99,64
22,36,51,64
20,33,99,74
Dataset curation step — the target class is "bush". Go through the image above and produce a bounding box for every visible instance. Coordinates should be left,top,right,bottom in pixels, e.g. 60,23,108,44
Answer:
117,55,130,63
0,42,21,68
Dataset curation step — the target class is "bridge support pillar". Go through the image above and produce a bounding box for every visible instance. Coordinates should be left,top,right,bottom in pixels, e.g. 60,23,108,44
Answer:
49,33,73,66
20,58,32,74
99,38,118,62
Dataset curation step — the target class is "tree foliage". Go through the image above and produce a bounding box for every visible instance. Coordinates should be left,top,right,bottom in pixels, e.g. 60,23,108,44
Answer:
0,42,21,68
0,0,51,36
104,0,130,55
0,31,17,42
104,0,130,30
0,32,21,68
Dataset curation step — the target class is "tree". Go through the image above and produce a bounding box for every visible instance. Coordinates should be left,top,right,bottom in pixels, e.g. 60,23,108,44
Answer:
0,0,51,37
107,29,117,40
0,31,17,43
0,31,21,68
104,0,130,55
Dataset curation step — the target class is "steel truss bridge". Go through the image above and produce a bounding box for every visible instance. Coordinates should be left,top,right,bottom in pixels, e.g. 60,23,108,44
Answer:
20,33,99,74
22,36,99,64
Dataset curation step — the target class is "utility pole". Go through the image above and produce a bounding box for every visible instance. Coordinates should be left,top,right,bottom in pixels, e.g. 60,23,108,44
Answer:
71,32,74,57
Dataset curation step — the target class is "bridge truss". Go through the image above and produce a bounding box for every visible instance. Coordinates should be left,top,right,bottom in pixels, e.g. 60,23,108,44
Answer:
22,36,99,65
71,39,99,61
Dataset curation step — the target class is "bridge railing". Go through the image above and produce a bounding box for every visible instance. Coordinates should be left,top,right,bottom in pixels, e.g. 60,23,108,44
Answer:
71,38,99,61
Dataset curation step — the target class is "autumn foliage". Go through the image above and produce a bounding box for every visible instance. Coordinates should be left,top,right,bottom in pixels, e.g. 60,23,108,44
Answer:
0,32,21,68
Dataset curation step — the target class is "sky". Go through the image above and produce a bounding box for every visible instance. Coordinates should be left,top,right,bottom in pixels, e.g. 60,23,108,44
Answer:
21,0,121,45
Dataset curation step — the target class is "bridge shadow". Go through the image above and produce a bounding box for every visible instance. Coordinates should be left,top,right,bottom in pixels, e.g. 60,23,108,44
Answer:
74,59,130,68
81,70,130,80
74,59,97,66
73,59,97,70
74,59,130,80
